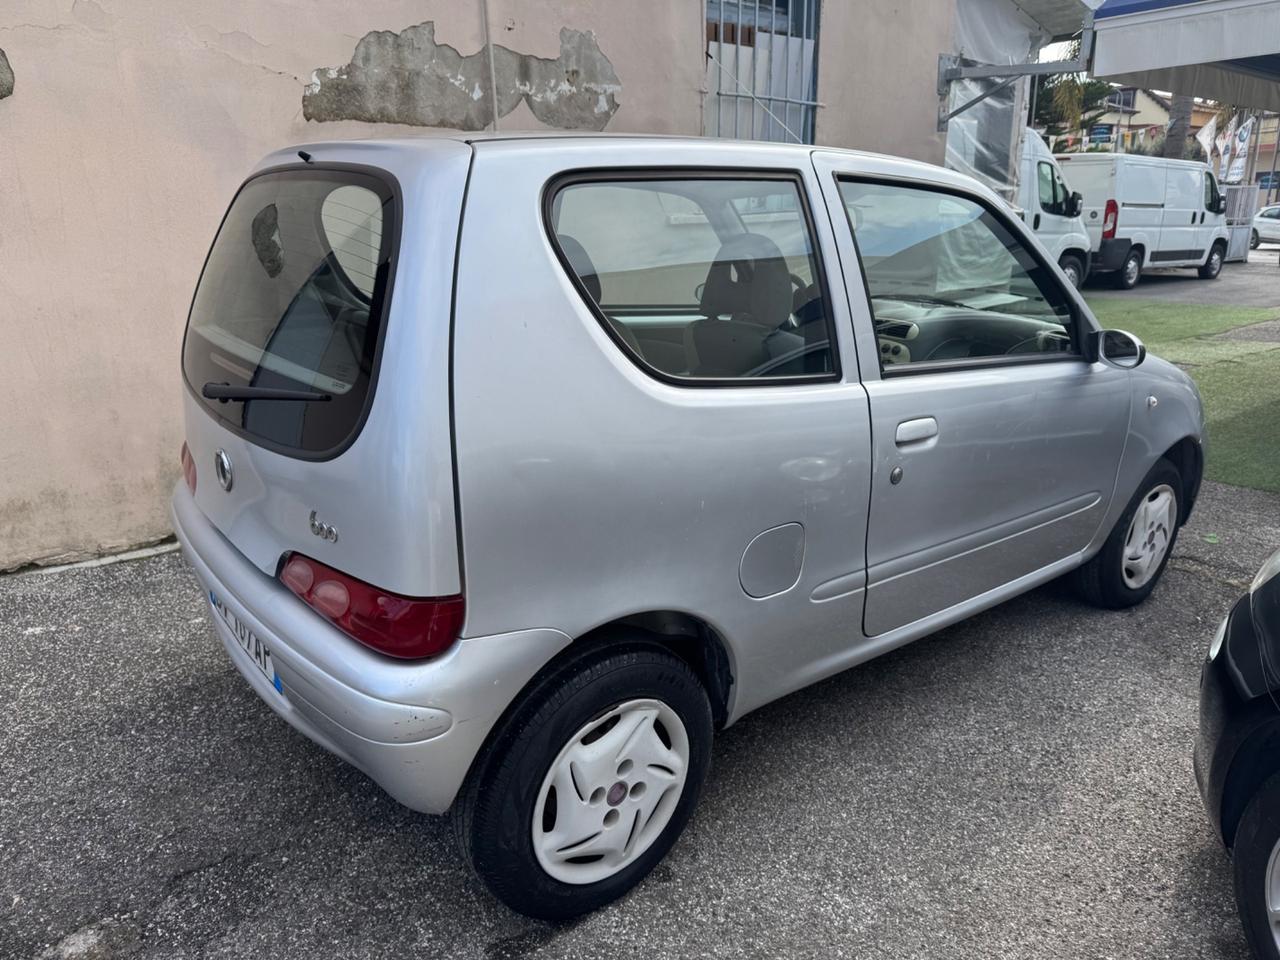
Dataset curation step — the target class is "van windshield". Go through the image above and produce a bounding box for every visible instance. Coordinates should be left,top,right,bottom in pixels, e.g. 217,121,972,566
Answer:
182,168,396,456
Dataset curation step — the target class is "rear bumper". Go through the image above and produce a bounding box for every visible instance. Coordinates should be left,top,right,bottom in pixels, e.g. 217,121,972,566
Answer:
1093,238,1132,273
170,483,569,814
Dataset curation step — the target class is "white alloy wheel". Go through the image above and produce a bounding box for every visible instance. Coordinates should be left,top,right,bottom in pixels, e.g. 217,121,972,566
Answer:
1123,255,1141,286
532,698,689,885
1122,483,1177,589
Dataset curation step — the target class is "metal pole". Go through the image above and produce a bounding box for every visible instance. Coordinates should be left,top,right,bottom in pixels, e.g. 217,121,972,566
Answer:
1265,113,1279,205
718,0,726,137
752,0,760,140
783,0,794,144
734,0,743,138
480,0,500,131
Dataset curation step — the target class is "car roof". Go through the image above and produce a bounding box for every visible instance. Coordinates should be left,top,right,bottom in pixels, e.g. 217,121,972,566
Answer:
262,131,962,191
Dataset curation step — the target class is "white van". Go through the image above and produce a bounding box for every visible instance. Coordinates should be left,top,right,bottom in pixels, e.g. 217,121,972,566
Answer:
1018,129,1091,288
1055,152,1228,289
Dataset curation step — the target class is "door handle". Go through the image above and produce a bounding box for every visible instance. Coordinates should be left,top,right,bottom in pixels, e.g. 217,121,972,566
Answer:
1033,213,1041,230
895,417,938,445
1191,212,1197,224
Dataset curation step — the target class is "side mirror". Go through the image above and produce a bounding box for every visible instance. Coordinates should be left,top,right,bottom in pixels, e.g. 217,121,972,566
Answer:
1069,192,1084,218
1088,328,1146,368
1215,197,1227,215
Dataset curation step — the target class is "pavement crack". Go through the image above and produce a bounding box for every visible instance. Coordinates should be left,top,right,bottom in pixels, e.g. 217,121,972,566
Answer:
1168,555,1253,590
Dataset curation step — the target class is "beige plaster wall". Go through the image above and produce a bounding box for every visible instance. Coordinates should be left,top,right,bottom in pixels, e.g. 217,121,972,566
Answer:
813,0,952,165
0,0,704,568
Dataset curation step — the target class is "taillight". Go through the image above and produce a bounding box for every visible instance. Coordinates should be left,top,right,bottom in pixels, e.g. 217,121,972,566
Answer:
279,553,465,660
180,442,197,494
1102,199,1118,240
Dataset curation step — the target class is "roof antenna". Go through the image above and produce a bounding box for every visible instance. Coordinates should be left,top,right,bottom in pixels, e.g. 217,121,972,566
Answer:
298,150,313,164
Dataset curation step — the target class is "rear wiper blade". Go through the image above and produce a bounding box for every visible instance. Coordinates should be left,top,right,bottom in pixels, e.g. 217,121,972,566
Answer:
202,382,332,403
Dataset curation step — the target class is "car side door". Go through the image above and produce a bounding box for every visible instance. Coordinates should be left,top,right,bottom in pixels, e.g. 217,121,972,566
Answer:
812,152,1132,637
1159,165,1202,264
1260,207,1280,243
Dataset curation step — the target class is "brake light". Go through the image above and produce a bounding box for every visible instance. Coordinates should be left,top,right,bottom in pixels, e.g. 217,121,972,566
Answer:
279,553,465,659
180,442,197,494
1102,199,1118,240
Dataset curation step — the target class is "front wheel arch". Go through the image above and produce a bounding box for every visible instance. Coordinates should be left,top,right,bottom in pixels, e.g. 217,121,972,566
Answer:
1161,437,1204,524
1222,723,1280,848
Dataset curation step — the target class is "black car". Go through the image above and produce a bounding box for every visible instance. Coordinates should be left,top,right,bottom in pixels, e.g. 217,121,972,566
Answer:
1197,548,1280,958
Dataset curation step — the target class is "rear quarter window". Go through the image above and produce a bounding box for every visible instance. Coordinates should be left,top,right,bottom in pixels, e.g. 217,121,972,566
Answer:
182,167,397,457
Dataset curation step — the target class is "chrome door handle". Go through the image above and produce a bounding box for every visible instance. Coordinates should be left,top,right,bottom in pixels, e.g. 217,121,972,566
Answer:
895,417,938,445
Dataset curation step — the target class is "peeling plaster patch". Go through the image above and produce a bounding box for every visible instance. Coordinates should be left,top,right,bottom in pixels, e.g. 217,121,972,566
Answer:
303,22,621,131
0,48,13,101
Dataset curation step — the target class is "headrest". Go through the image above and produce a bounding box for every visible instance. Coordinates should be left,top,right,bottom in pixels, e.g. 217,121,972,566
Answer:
557,233,602,303
698,233,792,328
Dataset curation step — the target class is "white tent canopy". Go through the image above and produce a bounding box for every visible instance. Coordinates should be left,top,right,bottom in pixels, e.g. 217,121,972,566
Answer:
1091,0,1280,110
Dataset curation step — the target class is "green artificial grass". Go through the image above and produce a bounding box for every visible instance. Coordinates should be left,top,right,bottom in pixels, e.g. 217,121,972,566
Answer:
1086,299,1280,493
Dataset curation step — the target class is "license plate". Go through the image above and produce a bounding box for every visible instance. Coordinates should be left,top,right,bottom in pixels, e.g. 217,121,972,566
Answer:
209,590,282,693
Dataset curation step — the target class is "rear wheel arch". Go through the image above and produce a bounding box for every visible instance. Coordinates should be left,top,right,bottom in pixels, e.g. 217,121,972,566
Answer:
571,611,736,728
462,611,735,787
1058,250,1087,287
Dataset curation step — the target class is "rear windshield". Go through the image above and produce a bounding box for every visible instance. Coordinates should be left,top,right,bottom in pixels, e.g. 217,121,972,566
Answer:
183,168,397,456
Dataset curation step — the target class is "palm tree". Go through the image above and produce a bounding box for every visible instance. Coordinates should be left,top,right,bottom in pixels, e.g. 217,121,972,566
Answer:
1163,95,1194,158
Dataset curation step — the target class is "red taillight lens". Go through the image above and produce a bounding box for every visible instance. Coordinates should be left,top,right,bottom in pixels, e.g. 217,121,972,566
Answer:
1102,199,1118,240
279,553,465,660
180,442,197,494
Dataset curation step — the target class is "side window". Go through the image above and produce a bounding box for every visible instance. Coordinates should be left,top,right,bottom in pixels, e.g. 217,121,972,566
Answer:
1052,166,1071,214
1037,162,1057,214
837,179,1077,372
1204,172,1221,211
549,175,836,382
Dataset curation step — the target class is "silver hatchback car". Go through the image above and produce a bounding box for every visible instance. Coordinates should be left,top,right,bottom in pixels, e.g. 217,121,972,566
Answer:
173,134,1205,919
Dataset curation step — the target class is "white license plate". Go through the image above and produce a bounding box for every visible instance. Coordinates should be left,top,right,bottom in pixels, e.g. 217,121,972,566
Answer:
209,589,282,693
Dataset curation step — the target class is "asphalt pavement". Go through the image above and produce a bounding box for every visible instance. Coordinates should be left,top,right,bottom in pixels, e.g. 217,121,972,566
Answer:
4,480,1279,960
1086,245,1279,307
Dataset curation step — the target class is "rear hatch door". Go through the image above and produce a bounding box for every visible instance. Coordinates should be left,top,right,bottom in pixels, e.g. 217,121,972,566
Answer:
180,141,471,597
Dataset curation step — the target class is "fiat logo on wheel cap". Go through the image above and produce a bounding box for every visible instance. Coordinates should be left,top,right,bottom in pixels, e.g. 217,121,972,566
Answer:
213,449,233,492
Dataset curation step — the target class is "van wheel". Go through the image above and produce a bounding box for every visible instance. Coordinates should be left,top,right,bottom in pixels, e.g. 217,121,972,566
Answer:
1231,771,1280,960
1199,242,1226,279
1113,249,1142,289
1252,229,1261,250
454,643,712,920
1058,254,1085,289
1073,459,1181,609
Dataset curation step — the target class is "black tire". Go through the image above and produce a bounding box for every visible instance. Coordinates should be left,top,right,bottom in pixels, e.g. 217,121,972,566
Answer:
453,642,713,921
1199,242,1226,280
1252,229,1262,250
1058,253,1085,289
1073,458,1182,609
1112,248,1142,289
1232,771,1280,960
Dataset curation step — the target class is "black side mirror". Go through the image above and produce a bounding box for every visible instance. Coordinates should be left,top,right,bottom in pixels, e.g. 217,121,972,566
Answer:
1087,328,1146,368
1215,197,1227,215
1069,192,1084,218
